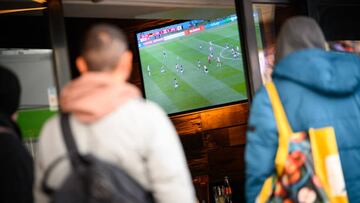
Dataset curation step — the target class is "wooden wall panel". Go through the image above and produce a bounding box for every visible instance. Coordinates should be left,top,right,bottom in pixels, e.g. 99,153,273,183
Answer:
228,125,247,146
187,155,209,176
200,103,248,131
206,125,247,151
193,175,210,203
180,133,208,176
169,103,249,136
180,132,204,151
171,113,202,135
208,147,245,182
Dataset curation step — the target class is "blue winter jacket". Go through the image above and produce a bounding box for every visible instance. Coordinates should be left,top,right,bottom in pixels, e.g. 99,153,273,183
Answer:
246,48,360,203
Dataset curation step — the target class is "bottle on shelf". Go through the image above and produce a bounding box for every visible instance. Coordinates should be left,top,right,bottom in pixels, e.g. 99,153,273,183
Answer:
224,176,233,203
217,186,225,203
213,186,219,203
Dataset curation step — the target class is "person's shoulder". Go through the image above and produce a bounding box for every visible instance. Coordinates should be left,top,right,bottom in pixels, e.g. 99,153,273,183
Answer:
38,114,61,141
331,50,360,66
42,114,59,129
120,98,168,118
0,127,21,147
252,85,270,106
248,84,276,120
115,99,172,136
0,127,32,167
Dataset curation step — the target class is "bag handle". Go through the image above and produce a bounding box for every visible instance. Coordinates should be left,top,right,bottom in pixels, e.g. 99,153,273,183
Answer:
265,82,293,175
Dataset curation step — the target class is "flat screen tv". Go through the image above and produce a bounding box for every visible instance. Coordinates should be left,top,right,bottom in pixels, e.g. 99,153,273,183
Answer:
328,40,360,55
135,14,248,115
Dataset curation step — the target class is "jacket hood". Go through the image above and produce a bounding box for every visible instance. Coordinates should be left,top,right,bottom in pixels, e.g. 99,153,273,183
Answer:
273,48,360,95
60,72,141,123
275,16,327,62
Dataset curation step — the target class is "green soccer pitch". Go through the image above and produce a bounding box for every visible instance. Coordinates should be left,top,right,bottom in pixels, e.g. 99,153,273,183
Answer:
139,21,248,114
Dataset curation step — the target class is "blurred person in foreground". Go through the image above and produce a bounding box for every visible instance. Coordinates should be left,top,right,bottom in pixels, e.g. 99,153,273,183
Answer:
34,24,196,203
0,66,33,203
245,16,360,203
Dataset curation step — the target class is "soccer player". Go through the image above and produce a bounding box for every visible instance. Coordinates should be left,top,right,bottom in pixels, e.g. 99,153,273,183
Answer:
147,64,151,76
233,52,238,59
180,64,184,74
216,56,222,67
160,65,165,73
208,55,211,64
175,63,179,72
162,50,167,67
231,48,238,58
225,43,229,49
209,41,214,54
173,78,179,89
197,60,201,69
203,65,208,74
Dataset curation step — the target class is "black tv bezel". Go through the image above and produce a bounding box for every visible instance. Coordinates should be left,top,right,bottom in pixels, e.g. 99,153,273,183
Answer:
134,16,250,117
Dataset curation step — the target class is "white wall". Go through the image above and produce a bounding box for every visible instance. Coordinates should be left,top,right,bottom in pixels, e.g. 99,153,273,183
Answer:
0,49,56,108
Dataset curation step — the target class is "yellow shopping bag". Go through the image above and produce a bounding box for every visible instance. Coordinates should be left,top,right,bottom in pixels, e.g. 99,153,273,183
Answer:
256,82,348,203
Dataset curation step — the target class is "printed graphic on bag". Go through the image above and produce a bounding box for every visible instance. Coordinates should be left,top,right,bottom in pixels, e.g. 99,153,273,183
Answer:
267,132,328,203
257,82,349,203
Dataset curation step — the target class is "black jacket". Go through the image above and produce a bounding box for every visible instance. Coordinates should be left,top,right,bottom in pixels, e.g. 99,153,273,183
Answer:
0,114,33,203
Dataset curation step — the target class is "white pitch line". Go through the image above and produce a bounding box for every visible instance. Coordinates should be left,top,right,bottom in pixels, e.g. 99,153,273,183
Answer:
192,36,242,61
209,39,242,61
219,48,242,60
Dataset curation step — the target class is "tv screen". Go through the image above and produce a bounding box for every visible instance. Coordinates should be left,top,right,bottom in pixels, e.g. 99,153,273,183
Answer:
136,14,248,115
328,40,360,55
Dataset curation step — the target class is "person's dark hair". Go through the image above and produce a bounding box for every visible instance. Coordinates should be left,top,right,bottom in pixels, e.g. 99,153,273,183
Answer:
0,66,21,116
81,24,128,71
275,16,327,62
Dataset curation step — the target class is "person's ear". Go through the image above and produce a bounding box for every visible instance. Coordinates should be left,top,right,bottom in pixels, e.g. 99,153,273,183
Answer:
76,57,88,74
11,113,17,121
115,51,133,81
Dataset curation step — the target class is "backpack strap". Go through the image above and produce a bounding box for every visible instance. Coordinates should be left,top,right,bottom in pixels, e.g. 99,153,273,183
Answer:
60,113,85,172
41,113,88,197
41,155,66,195
265,82,293,176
